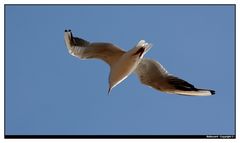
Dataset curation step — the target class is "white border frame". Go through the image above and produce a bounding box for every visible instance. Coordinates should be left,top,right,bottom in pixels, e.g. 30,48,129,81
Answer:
1,0,238,143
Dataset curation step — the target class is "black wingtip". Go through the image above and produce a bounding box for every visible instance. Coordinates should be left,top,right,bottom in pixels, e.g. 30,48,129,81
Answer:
210,90,215,95
64,29,72,32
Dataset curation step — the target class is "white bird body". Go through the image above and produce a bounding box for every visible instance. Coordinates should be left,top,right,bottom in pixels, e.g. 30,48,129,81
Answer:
109,53,139,91
109,42,151,91
64,29,215,96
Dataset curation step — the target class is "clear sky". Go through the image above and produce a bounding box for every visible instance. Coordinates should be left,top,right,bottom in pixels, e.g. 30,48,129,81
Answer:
5,5,235,135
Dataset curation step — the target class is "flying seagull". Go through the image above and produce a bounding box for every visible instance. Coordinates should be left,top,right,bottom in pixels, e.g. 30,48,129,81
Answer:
64,29,215,96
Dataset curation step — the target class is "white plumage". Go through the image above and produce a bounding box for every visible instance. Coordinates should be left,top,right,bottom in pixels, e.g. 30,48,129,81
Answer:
64,29,215,96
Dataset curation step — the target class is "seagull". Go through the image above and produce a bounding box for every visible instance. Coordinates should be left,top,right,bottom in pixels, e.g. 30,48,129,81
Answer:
64,29,215,96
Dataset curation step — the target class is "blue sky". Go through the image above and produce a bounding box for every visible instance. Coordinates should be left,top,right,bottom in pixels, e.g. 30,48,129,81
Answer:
5,5,235,135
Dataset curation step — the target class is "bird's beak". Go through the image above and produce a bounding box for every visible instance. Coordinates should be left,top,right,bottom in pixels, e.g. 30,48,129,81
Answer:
108,87,112,95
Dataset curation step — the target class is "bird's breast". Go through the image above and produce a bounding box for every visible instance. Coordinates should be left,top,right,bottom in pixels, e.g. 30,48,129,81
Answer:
109,54,141,88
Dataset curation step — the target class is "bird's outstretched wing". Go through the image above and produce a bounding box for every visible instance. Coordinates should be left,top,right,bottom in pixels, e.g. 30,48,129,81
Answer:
64,30,125,66
135,58,215,96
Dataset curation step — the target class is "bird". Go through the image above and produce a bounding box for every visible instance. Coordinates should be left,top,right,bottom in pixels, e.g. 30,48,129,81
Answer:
64,29,215,96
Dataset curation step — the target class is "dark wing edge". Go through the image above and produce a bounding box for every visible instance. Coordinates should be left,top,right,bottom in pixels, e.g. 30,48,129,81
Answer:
135,58,215,96
64,30,125,66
